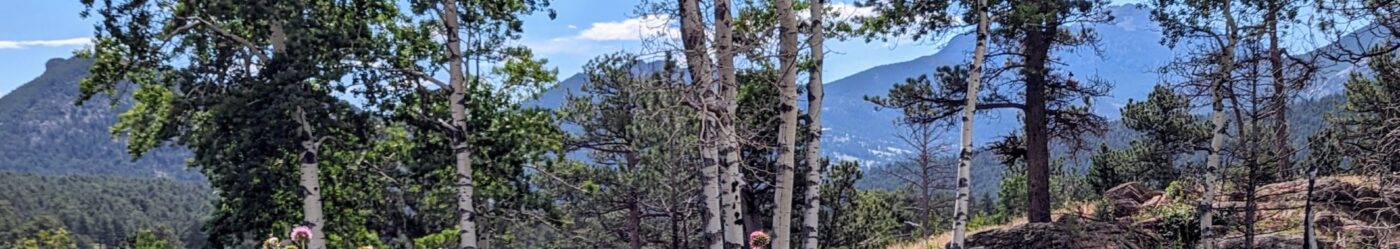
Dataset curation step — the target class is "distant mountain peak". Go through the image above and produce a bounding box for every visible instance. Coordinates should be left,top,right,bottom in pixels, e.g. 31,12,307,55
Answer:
0,57,197,181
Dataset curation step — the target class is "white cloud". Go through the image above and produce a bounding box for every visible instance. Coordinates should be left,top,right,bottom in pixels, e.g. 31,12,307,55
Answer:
0,38,92,50
578,15,679,41
567,24,578,29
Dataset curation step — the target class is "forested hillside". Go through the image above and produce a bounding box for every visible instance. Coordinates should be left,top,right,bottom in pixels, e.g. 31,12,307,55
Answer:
0,172,211,248
0,58,195,181
0,0,1395,248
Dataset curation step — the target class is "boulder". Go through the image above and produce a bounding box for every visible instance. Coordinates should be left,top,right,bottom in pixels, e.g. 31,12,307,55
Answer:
1107,182,1152,203
963,216,1161,249
1113,198,1142,218
1207,234,1337,249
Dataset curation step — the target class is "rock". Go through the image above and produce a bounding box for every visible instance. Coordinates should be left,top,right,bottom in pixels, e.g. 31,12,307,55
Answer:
1140,194,1169,209
963,217,1161,249
1208,234,1336,249
1113,198,1142,218
1107,182,1152,203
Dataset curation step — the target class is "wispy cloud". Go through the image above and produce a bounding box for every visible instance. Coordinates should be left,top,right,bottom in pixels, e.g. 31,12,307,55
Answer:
0,38,92,50
577,15,679,41
528,15,679,56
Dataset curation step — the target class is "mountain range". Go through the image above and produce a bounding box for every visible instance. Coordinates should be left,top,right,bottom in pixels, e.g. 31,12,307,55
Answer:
531,4,1379,167
0,4,1383,194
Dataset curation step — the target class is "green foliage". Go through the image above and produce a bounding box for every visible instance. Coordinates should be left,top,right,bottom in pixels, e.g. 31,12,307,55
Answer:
127,229,176,249
995,167,1028,223
412,228,459,249
537,52,702,248
1322,48,1400,173
820,161,907,248
1088,144,1130,193
1089,85,1208,192
78,0,400,247
11,228,77,249
1148,201,1200,247
0,173,209,248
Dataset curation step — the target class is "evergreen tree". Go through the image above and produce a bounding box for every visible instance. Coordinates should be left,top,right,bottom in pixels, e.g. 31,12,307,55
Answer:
863,0,1113,224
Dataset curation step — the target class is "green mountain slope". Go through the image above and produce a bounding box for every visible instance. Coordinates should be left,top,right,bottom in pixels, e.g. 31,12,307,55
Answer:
0,172,212,248
0,58,197,181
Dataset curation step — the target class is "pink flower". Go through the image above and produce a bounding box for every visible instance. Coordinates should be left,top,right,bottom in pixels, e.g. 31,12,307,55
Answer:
290,226,313,240
748,230,770,248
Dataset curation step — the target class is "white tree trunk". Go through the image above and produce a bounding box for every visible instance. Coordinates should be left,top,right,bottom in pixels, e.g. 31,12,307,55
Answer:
1200,4,1237,247
773,0,800,247
713,0,748,247
440,1,478,248
677,0,724,248
298,143,326,249
801,1,825,248
949,0,990,247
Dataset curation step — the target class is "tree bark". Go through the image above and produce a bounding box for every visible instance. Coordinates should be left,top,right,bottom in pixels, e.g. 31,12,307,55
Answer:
950,0,991,246
714,0,747,247
1200,3,1238,247
772,0,800,247
1021,2,1059,223
441,1,478,248
279,19,327,249
297,132,326,249
801,1,824,248
1268,1,1292,180
677,1,723,248
1303,165,1318,249
627,153,645,249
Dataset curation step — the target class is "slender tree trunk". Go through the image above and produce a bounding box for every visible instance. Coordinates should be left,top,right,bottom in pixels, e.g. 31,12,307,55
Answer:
1021,8,1058,223
1303,166,1318,249
950,1,990,247
277,19,327,249
629,200,644,249
677,1,723,248
1268,2,1292,180
296,120,327,249
714,1,747,247
1200,4,1237,247
800,1,825,248
772,0,800,247
441,1,478,248
627,154,644,249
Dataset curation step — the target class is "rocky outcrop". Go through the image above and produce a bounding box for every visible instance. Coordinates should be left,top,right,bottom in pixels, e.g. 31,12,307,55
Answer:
962,216,1162,249
961,178,1400,248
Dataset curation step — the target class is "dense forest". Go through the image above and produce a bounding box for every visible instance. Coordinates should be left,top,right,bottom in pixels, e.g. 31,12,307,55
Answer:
0,172,210,248
0,0,1396,248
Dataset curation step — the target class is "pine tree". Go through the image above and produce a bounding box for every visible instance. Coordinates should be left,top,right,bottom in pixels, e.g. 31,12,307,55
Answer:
861,0,1113,223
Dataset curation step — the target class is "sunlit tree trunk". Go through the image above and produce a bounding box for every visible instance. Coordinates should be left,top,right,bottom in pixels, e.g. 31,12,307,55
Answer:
714,0,747,247
772,0,800,247
677,0,723,248
950,0,991,246
801,1,825,248
1200,2,1238,246
439,1,478,247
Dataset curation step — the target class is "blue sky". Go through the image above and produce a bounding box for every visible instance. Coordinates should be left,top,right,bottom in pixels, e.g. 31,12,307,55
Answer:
0,0,1179,98
0,1,952,97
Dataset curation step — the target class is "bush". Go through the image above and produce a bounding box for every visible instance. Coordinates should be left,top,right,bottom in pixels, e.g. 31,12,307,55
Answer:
1150,202,1200,247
